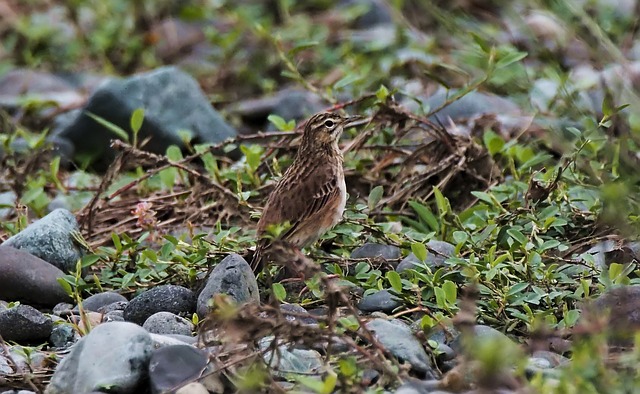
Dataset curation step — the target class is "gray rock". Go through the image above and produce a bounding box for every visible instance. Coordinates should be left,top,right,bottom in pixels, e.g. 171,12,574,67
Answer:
197,254,259,317
340,0,394,29
0,246,71,306
49,323,78,348
351,243,401,260
259,336,323,377
175,382,209,394
588,285,640,344
397,240,455,272
97,300,129,314
103,310,125,322
0,304,53,342
0,191,16,219
45,322,153,394
393,379,442,394
52,66,237,170
231,88,325,131
279,303,318,325
365,318,435,376
76,292,127,312
150,333,197,349
124,285,195,325
143,312,194,336
0,69,84,110
52,302,74,316
1,209,82,273
148,345,208,394
357,289,402,313
449,325,513,354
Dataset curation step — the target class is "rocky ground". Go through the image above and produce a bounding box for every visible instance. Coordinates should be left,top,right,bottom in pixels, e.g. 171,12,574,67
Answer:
2,0,640,393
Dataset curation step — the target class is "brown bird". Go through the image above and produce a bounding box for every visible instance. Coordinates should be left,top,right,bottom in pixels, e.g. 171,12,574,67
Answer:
251,111,366,273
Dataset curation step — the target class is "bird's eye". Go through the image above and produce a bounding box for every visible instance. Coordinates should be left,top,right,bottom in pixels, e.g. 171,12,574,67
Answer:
323,119,335,128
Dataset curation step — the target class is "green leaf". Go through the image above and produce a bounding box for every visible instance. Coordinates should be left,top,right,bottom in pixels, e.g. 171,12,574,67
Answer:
483,130,505,155
408,200,439,232
442,280,457,304
272,283,286,302
386,271,402,293
507,228,527,245
368,186,384,211
495,51,527,69
338,357,357,377
288,40,319,56
267,114,293,131
434,287,446,308
452,231,468,245
56,277,73,296
411,242,428,262
334,73,361,90
376,84,390,101
130,108,144,133
86,112,129,141
433,186,450,216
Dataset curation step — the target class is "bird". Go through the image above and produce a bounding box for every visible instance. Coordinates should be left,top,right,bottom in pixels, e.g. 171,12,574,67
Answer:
251,111,367,273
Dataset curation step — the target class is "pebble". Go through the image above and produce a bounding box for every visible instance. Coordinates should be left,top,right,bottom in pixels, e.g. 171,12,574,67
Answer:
148,345,208,394
0,246,71,307
45,322,153,394
51,66,237,170
143,311,195,336
0,304,53,343
124,284,196,325
351,243,401,260
76,291,127,312
1,208,82,273
365,318,435,377
396,240,455,273
279,303,318,325
357,289,402,313
259,336,324,378
49,323,78,348
197,253,259,317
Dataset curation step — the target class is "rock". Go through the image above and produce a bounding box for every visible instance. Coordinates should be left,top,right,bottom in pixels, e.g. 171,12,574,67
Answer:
1,208,82,273
49,323,78,348
143,312,195,336
351,243,401,260
148,345,208,394
0,304,53,343
259,336,324,378
394,379,442,394
124,285,196,325
175,382,209,394
196,254,259,317
340,0,394,28
231,88,325,131
97,300,129,314
588,285,640,344
150,333,197,349
45,322,152,394
449,325,514,354
357,289,402,313
0,246,71,306
76,292,127,312
0,69,84,110
52,66,237,170
278,303,318,325
397,240,456,273
0,191,16,219
103,310,125,322
365,318,435,377
52,302,74,316
424,91,521,123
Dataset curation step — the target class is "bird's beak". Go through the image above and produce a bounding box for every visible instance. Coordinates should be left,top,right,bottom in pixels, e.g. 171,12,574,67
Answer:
343,115,369,129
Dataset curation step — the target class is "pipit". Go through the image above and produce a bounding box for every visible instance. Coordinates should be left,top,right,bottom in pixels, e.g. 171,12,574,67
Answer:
251,111,366,273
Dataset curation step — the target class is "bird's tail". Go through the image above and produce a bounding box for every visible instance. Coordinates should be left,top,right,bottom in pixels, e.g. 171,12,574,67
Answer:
250,239,268,273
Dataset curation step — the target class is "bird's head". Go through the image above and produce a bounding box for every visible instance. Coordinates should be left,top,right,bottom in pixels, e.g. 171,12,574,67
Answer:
300,112,366,150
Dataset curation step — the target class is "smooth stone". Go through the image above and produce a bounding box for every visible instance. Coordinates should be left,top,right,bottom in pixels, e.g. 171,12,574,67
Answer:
424,90,521,122
196,254,259,317
175,382,209,394
150,333,197,349
0,69,84,110
97,301,129,313
49,323,78,348
52,66,237,170
587,285,640,344
365,318,435,377
1,208,82,273
0,191,16,219
449,325,514,353
103,310,125,322
0,304,53,342
394,379,442,394
143,311,194,336
124,285,195,325
148,345,208,394
259,336,324,378
396,240,456,272
358,289,402,313
231,88,325,131
279,303,318,325
0,246,71,306
45,322,152,394
351,243,401,260
76,292,127,312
